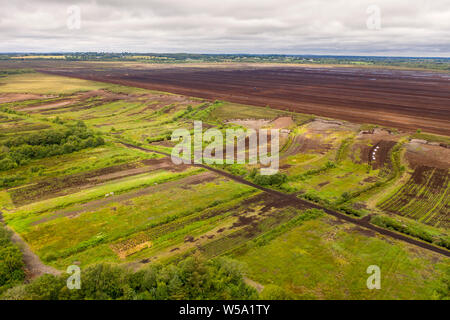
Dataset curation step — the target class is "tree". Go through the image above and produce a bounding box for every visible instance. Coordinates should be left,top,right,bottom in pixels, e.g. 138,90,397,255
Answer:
0,225,25,293
1,257,258,300
75,264,129,300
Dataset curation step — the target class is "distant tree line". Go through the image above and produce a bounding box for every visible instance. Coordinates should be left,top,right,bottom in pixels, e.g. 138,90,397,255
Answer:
2,53,448,70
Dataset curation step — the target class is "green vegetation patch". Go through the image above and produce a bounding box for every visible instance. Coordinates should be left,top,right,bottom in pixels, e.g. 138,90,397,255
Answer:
0,73,109,94
234,216,450,300
7,174,255,267
0,122,105,176
0,224,25,294
1,257,257,300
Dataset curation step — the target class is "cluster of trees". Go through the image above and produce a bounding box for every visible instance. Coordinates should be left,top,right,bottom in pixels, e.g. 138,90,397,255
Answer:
249,169,288,186
295,161,336,181
0,224,25,294
0,123,105,171
1,257,257,300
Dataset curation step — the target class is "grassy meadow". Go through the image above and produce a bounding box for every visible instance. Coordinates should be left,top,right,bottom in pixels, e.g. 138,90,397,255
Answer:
233,216,448,299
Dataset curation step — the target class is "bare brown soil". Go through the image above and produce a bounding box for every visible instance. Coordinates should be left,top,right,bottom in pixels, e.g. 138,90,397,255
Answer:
9,230,61,279
226,119,270,130
283,135,331,157
9,88,200,117
358,128,399,140
405,140,450,169
368,140,397,169
362,177,378,184
351,226,376,237
307,119,348,131
283,119,356,158
10,90,125,114
353,128,403,167
150,140,175,147
29,63,450,136
129,94,202,116
270,116,295,129
229,117,294,131
196,192,309,258
19,100,75,111
318,181,330,188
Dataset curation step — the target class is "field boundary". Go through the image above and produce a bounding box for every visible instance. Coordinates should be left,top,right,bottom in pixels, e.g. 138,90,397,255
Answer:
120,142,450,257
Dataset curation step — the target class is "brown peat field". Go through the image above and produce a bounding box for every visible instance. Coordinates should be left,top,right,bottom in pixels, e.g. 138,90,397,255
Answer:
3,60,449,135
0,61,449,299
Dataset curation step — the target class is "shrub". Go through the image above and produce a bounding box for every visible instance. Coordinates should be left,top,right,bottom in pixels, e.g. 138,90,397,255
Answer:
340,192,351,202
336,204,365,217
0,225,25,294
300,191,331,206
295,161,336,181
252,172,288,186
370,215,450,249
0,158,16,171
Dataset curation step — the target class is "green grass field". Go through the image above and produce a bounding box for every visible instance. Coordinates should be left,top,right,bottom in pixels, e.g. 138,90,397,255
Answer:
233,216,448,299
0,73,110,94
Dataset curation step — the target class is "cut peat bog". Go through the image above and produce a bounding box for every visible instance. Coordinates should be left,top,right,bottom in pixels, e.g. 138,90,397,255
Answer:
0,61,449,301
13,61,450,136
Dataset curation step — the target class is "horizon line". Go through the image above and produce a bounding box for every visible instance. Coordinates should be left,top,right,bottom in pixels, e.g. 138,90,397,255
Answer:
1,52,449,59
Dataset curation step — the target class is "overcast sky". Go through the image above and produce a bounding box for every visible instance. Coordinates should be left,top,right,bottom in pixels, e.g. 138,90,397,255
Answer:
1,0,449,56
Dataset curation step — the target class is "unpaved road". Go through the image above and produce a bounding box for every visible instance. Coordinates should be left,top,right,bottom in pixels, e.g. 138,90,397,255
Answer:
121,142,450,257
1,212,60,279
9,230,61,279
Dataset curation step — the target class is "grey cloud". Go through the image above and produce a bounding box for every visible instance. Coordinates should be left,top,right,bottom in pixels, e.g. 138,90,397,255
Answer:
0,0,449,56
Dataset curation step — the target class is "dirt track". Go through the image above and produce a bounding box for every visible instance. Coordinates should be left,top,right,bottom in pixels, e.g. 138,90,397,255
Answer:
0,212,60,279
35,64,450,136
121,142,450,257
